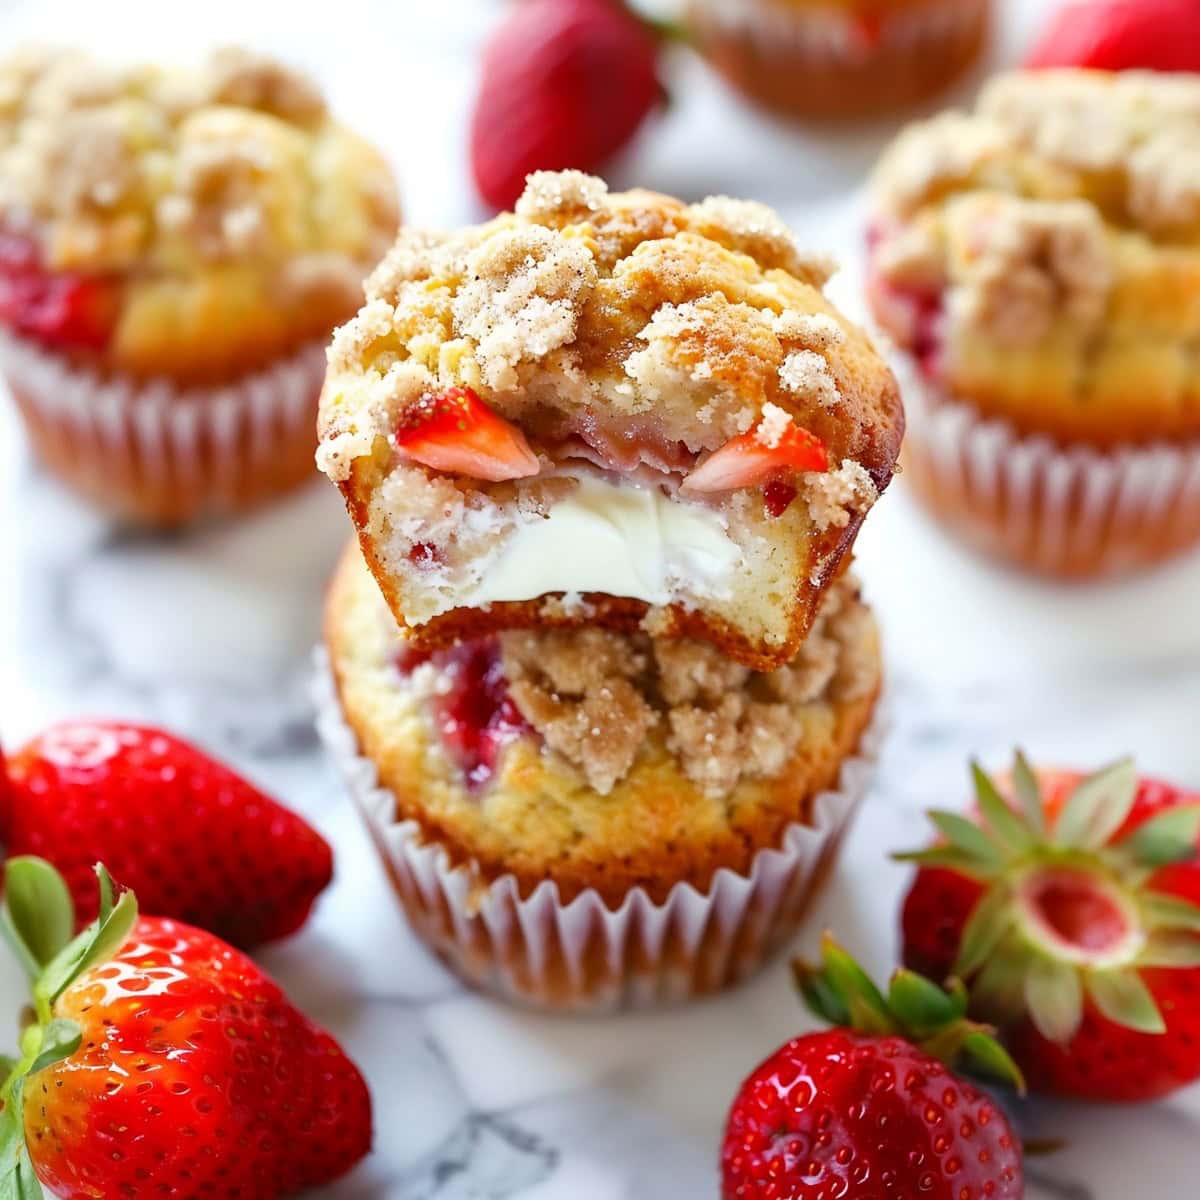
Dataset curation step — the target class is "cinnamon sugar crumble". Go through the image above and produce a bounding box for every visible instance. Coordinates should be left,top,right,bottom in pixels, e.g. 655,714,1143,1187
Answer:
805,461,878,532
756,402,793,449
451,225,598,390
516,169,608,220
779,349,840,408
483,576,873,797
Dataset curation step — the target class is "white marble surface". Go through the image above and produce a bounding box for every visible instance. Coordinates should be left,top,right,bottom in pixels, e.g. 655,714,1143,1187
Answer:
2,0,1200,1196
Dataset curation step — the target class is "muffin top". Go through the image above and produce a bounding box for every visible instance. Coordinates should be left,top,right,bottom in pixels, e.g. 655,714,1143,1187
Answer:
318,169,900,490
869,69,1200,444
325,542,880,905
0,46,400,380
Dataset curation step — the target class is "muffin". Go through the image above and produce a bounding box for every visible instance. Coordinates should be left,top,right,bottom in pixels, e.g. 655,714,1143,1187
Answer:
318,541,882,1009
685,0,990,120
317,171,902,670
0,46,399,525
868,70,1200,577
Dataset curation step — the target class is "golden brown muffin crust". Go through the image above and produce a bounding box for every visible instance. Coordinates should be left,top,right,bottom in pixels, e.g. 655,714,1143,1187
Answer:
869,70,1200,445
0,46,400,380
325,542,880,906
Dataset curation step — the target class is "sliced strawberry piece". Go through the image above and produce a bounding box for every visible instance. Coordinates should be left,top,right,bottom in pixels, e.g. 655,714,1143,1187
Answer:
681,414,828,495
394,386,540,482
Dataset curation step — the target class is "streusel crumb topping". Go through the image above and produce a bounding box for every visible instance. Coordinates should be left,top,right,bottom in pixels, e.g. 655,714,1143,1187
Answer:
0,45,397,279
496,575,872,797
870,70,1200,437
318,172,899,501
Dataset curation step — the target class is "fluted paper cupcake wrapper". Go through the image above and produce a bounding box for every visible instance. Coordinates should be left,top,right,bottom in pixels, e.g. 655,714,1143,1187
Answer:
314,651,884,1013
687,0,984,63
902,372,1200,579
0,329,326,526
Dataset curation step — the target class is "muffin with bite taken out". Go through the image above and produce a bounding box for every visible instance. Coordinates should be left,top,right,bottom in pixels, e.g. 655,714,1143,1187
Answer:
317,171,902,670
0,45,399,525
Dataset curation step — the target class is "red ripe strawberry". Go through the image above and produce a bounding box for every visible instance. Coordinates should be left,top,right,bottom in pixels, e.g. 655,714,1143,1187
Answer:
2,721,332,948
0,232,117,351
470,0,665,211
1026,0,1200,72
721,935,1024,1200
395,386,541,481
898,755,1200,1101
681,414,828,496
0,859,371,1199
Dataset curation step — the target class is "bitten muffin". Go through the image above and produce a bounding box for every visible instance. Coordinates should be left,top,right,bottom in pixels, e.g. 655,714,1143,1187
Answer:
322,541,881,1005
868,70,1200,576
318,171,902,671
685,0,990,120
0,46,400,523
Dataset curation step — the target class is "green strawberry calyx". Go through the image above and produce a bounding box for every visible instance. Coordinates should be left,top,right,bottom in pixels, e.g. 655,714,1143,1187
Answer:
793,933,1026,1093
0,857,138,1198
897,754,1200,1045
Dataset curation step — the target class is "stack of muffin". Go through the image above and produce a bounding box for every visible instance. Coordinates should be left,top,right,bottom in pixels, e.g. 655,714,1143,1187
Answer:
316,171,904,1010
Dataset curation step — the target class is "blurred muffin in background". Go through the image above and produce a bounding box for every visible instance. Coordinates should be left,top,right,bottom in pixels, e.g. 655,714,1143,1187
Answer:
867,69,1200,578
319,540,882,1010
0,46,399,525
685,0,990,120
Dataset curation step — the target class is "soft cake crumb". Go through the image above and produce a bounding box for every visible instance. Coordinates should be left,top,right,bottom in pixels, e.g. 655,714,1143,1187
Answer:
779,349,840,408
516,169,608,219
806,460,878,532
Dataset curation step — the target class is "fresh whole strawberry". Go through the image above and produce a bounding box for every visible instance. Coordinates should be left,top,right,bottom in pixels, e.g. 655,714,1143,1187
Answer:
721,935,1024,1200
899,755,1200,1101
1026,0,1200,72
470,0,665,211
1,721,332,948
0,232,117,352
0,858,370,1199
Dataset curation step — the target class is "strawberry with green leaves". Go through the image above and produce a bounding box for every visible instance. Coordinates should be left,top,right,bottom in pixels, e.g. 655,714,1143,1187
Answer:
899,755,1200,1101
721,935,1024,1200
0,858,371,1199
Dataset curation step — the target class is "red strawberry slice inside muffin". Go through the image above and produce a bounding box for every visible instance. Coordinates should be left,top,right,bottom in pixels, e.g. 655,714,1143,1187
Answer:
318,173,902,670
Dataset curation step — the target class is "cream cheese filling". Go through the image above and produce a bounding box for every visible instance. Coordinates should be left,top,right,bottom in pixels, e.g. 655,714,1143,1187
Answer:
462,474,741,607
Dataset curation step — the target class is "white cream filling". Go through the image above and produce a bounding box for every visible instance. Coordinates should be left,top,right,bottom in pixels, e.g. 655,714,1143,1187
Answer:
462,474,741,607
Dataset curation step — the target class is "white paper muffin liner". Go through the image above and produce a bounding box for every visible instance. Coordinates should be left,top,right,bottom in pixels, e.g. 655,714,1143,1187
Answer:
687,0,985,65
313,651,884,1013
0,329,326,525
902,372,1200,578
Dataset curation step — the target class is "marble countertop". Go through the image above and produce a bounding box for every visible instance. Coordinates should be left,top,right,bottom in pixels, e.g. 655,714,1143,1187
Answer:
2,1,1200,1196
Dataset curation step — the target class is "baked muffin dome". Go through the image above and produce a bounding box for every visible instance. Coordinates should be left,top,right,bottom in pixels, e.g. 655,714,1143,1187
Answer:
318,171,902,671
0,46,399,381
869,69,1200,447
324,540,880,907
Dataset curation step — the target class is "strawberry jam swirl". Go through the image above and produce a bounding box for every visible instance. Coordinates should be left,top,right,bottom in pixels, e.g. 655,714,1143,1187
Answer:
396,641,532,791
0,232,117,352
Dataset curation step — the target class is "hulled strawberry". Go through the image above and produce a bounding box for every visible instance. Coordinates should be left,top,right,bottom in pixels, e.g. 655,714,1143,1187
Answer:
394,386,540,481
898,755,1200,1101
1026,0,1200,72
722,935,1024,1200
0,858,371,1199
2,721,333,948
470,0,665,211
